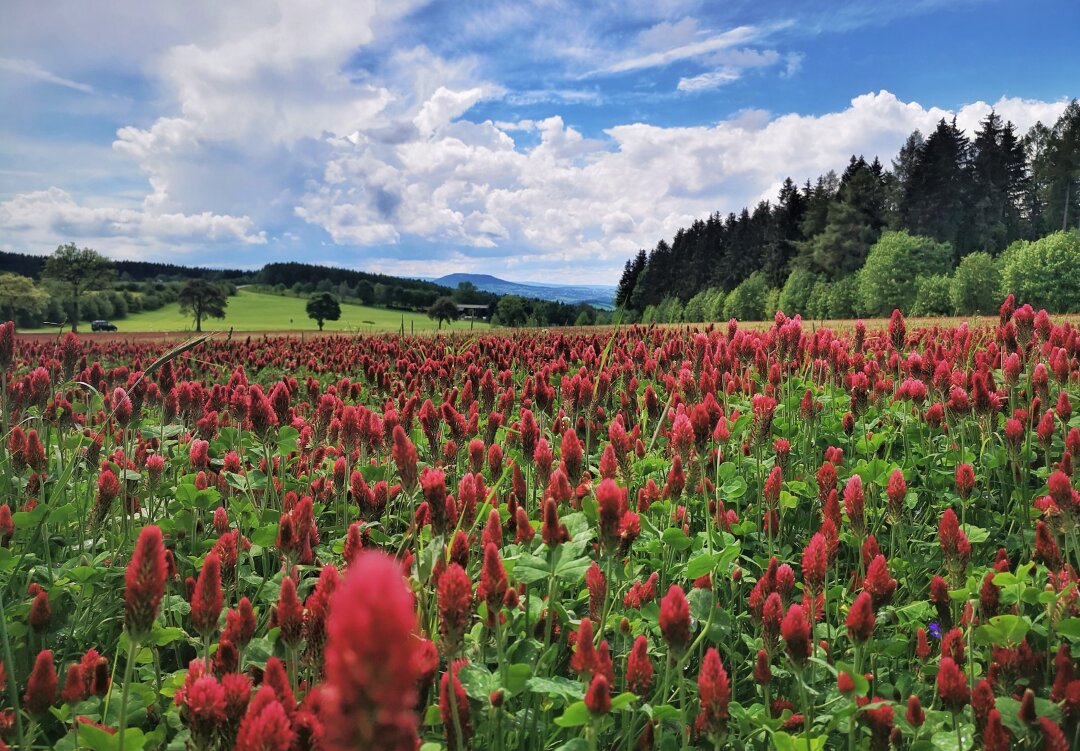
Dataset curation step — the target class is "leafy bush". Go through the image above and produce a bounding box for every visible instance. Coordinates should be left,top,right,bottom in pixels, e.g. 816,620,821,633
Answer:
911,274,953,316
654,296,684,324
807,277,858,319
951,252,1001,315
856,231,952,316
1000,231,1080,312
703,288,726,321
763,287,781,320
778,267,819,316
683,288,717,322
722,273,768,321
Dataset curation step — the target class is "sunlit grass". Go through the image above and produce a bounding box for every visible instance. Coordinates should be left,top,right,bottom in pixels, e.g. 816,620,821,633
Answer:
22,288,491,334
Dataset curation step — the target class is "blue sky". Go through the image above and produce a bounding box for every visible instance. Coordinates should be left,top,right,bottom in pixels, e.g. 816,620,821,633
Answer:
0,0,1076,284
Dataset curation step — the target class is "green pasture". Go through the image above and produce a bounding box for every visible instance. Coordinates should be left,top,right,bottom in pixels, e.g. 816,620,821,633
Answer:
24,289,489,334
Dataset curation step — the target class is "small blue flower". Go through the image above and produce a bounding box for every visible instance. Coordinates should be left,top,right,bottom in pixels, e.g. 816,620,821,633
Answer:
929,622,942,639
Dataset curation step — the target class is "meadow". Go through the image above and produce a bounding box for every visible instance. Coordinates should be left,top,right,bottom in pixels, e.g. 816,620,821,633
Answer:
0,298,1078,751
22,288,489,335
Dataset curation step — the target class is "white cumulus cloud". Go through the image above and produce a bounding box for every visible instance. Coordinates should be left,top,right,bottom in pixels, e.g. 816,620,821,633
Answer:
0,187,265,256
292,90,1069,282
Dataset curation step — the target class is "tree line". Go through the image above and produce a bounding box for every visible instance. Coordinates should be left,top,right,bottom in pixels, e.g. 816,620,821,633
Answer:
0,246,606,331
615,101,1080,320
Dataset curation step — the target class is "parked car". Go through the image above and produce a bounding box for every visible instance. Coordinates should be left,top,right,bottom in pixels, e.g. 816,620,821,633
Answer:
91,320,118,332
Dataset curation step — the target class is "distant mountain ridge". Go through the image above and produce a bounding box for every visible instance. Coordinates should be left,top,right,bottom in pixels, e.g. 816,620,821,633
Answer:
430,273,615,308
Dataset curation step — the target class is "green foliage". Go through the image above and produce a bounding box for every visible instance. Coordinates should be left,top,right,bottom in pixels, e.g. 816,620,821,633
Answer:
778,267,819,316
722,272,768,321
911,273,953,316
804,158,887,279
951,252,1001,315
0,273,50,326
355,279,375,305
306,292,342,331
427,296,461,330
856,230,952,316
763,287,781,320
494,295,528,327
654,296,684,324
900,119,970,253
178,279,229,332
806,277,858,319
1000,230,1080,312
41,243,116,331
451,281,485,305
682,289,709,322
1027,101,1080,235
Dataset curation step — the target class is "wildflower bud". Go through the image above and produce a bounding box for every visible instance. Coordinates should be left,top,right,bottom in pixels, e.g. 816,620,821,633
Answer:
24,649,57,714
584,673,611,715
659,585,691,653
846,591,875,644
125,525,167,641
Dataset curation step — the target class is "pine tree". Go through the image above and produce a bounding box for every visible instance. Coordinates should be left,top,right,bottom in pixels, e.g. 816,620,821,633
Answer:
615,250,647,308
801,158,885,279
885,130,924,228
901,118,970,257
629,241,671,311
760,179,805,287
1029,101,1080,233
967,111,1030,253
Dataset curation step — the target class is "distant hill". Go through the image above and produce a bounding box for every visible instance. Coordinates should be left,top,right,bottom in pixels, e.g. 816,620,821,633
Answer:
431,273,616,309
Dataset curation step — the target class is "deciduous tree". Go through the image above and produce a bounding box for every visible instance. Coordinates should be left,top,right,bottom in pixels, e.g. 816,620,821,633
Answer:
0,273,50,327
306,292,342,331
178,279,228,332
427,296,460,331
42,244,115,332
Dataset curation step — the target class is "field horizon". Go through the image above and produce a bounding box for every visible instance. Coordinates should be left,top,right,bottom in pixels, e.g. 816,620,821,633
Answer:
17,288,491,335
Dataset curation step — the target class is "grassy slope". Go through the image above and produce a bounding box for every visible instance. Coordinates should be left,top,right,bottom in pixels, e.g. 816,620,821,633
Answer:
25,289,489,334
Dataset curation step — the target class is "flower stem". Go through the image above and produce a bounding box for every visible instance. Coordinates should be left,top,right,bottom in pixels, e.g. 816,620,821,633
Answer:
118,637,138,751
0,587,25,750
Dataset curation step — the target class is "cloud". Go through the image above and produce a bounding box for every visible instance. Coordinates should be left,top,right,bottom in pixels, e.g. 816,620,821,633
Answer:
99,0,430,222
677,69,741,92
673,46,794,92
293,90,1068,282
782,52,804,77
0,57,94,93
636,17,702,52
597,25,763,74
14,72,1064,282
0,187,265,255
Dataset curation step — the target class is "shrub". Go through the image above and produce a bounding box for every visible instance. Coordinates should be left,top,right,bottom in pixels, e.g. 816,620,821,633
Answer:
807,278,858,320
763,288,781,320
778,268,819,317
704,289,726,322
856,231,952,317
1000,231,1080,312
683,289,712,322
911,274,953,316
723,273,769,321
654,296,684,324
951,252,1001,315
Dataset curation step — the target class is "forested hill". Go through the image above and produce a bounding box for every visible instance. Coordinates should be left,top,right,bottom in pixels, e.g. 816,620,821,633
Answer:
615,101,1080,320
0,250,256,283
